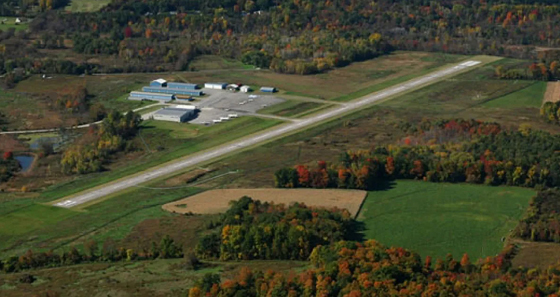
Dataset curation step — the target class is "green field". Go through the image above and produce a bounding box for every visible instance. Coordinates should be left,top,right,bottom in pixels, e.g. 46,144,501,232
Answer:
0,204,77,236
64,0,111,12
0,17,28,31
359,180,534,261
187,55,255,71
0,186,200,258
482,81,547,108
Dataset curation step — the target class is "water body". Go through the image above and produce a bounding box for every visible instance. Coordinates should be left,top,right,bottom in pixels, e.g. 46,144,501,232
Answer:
15,155,34,172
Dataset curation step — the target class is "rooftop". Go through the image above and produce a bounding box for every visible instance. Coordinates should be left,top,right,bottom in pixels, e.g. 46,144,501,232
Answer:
130,91,174,97
152,78,167,84
155,108,195,117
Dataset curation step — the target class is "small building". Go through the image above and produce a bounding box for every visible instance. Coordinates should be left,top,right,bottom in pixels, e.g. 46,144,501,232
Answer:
260,86,277,93
227,84,239,91
142,86,203,97
152,108,196,123
15,17,27,24
240,85,251,93
167,82,199,90
150,78,168,87
128,91,174,103
204,82,228,90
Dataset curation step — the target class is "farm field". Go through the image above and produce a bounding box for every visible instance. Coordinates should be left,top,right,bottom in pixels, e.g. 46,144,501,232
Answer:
358,180,534,261
544,81,560,104
163,188,367,217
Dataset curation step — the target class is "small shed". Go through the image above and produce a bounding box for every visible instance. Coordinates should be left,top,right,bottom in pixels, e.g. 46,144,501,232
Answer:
260,87,277,93
240,86,251,93
204,82,228,90
227,84,239,91
150,78,168,87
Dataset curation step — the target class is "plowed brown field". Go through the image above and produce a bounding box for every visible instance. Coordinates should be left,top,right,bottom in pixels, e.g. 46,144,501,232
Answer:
163,188,367,217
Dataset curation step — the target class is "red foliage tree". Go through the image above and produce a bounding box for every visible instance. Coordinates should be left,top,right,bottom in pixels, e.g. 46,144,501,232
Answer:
3,151,13,160
124,26,133,38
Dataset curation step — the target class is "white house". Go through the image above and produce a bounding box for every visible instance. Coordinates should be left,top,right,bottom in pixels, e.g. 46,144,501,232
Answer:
240,85,251,93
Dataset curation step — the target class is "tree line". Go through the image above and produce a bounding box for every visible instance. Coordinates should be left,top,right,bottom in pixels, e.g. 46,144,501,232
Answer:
275,120,560,190
0,235,183,273
187,240,557,297
515,189,560,243
7,0,560,76
195,196,357,261
496,61,560,81
60,110,141,174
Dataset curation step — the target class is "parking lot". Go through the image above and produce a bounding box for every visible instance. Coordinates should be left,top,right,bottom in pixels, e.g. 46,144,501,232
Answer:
189,89,285,125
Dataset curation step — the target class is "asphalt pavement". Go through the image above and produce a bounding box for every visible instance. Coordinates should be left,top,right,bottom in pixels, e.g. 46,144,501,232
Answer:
53,60,482,208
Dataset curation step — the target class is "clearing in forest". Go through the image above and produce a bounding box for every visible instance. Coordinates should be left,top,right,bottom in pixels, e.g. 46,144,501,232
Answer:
544,81,560,104
163,188,367,217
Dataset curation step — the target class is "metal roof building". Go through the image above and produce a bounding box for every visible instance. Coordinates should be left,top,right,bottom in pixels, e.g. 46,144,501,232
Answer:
260,87,277,93
152,108,196,123
129,91,173,102
204,82,228,90
150,78,168,87
142,86,203,97
167,82,199,90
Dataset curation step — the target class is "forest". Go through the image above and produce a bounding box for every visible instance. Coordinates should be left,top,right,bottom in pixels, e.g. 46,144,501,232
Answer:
60,110,141,174
515,189,560,243
276,119,560,190
4,0,560,76
188,240,560,297
0,235,183,273
195,196,358,261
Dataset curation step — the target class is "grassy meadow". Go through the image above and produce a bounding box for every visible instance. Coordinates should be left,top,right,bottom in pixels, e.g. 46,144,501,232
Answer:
64,0,111,12
358,180,534,261
0,17,28,31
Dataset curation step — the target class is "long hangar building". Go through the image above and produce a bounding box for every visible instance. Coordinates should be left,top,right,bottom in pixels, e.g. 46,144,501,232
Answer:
129,79,203,102
153,107,197,123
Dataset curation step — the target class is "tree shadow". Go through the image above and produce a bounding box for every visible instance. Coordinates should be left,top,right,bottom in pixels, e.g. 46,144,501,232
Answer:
346,220,366,242
370,179,396,192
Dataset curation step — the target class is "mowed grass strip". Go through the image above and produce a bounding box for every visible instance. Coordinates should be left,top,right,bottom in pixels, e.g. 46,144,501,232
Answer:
258,100,323,118
482,81,547,108
359,180,534,261
0,204,77,236
0,187,200,258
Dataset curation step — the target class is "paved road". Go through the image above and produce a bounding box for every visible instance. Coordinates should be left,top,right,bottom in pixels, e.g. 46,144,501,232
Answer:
54,60,482,208
0,103,165,135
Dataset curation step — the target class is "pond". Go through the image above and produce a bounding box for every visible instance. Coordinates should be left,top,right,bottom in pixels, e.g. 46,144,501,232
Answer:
15,155,35,172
